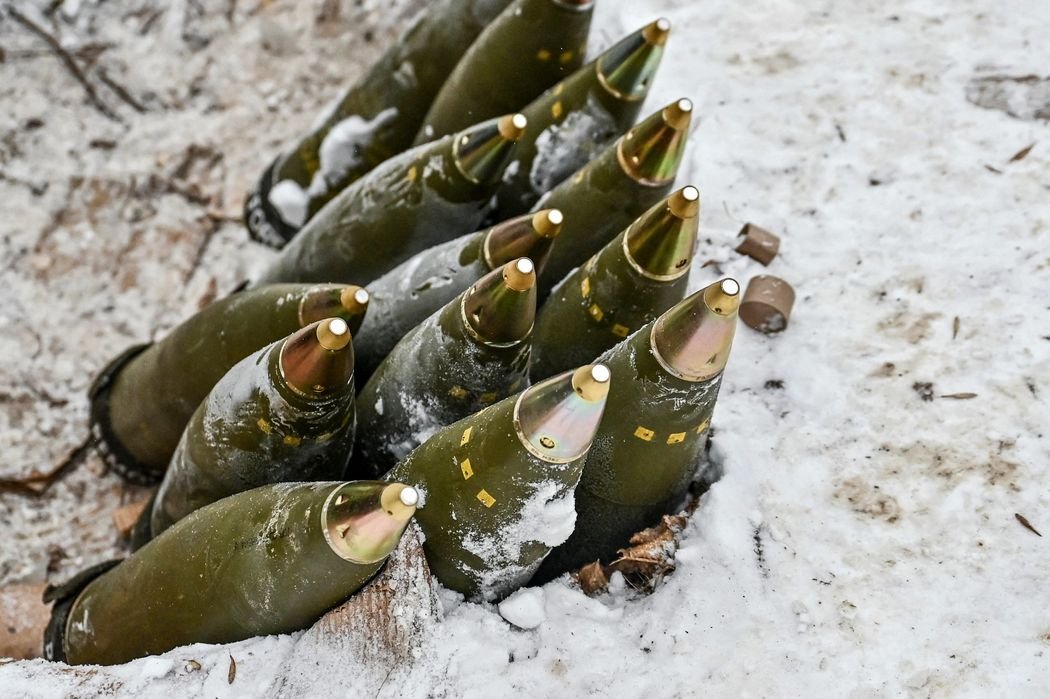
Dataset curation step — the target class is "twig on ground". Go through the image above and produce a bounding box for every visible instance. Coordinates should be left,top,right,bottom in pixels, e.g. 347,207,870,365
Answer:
0,432,96,497
6,5,123,123
97,67,147,113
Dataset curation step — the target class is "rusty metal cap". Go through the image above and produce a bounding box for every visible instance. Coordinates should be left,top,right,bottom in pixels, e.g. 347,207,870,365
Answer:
461,258,537,346
453,113,527,185
650,278,740,382
617,98,692,185
279,318,355,397
514,363,611,463
323,482,417,564
623,185,700,280
596,18,670,101
483,209,563,274
298,284,370,334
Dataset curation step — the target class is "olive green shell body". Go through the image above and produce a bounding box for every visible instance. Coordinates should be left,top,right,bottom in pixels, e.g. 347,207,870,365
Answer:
415,0,592,144
245,0,513,247
386,397,582,601
353,231,490,386
493,54,645,220
64,482,388,666
532,329,722,582
530,231,688,381
533,145,674,298
354,299,530,478
254,136,497,288
99,284,358,482
147,340,356,541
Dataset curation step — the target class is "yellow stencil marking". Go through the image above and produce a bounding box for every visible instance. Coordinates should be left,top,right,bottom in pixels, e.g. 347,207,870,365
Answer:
551,101,563,119
574,171,585,183
283,434,302,447
449,385,468,399
477,489,496,508
315,432,333,443
695,418,711,434
460,458,474,480
554,82,564,96
559,50,574,65
460,426,473,446
580,277,591,296
257,418,272,434
479,391,498,404
536,48,552,61
611,323,630,338
666,432,686,445
406,165,418,182
588,304,604,321
634,426,655,441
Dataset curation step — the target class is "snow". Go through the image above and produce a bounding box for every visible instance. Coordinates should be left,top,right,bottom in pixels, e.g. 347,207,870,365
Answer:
307,106,399,199
266,178,308,227
1,0,1049,696
497,588,546,630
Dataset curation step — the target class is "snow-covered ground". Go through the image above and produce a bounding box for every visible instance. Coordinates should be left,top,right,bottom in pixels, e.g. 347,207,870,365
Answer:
1,0,1048,696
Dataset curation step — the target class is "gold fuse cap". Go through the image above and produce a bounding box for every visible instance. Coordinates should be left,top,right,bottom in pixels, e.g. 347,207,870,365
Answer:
514,363,611,463
624,185,700,280
280,318,356,397
461,258,537,346
597,19,670,101
323,482,418,564
454,114,527,185
618,98,693,185
483,209,563,273
299,284,370,334
651,278,740,382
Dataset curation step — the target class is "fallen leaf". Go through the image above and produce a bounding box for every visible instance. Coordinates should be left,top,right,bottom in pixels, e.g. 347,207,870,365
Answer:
1015,513,1042,537
1008,142,1036,162
228,655,236,684
576,561,608,595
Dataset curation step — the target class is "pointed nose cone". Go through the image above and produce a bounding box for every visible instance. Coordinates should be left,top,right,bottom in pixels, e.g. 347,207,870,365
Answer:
651,278,740,382
624,186,700,280
461,258,538,346
618,98,693,185
324,482,418,564
453,113,528,185
280,317,356,397
299,284,371,334
514,363,611,462
596,18,669,101
483,208,563,274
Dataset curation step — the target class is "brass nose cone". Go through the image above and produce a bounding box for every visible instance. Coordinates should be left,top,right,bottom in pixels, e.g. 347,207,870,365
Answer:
624,186,700,280
498,113,528,141
453,114,525,185
341,286,370,315
643,17,672,46
299,284,370,333
514,363,611,463
571,363,611,402
704,277,741,316
617,98,692,185
323,482,417,564
596,20,670,101
280,318,356,397
461,259,537,346
532,209,564,239
662,98,693,131
650,278,740,382
503,257,537,291
317,317,352,351
484,212,561,273
380,483,420,519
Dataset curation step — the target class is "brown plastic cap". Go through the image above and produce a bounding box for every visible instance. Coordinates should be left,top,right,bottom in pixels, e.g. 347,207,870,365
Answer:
739,275,795,333
735,223,781,266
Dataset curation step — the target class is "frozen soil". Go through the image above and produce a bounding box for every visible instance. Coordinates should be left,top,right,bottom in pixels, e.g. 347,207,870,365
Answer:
1,0,1049,696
